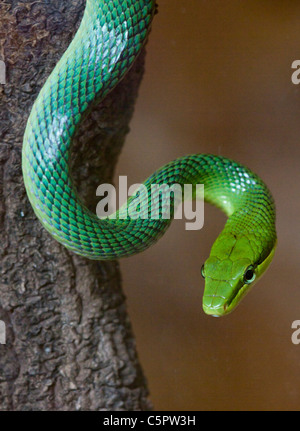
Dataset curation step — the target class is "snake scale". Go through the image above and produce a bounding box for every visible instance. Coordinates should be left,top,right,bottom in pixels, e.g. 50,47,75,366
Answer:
22,0,277,316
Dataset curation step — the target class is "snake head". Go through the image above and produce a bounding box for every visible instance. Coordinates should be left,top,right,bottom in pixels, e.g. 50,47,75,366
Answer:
201,231,276,316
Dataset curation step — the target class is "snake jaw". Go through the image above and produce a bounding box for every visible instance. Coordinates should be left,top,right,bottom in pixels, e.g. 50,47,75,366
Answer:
202,280,252,317
202,301,227,317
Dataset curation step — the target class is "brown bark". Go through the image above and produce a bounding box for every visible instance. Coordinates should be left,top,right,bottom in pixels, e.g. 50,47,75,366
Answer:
0,0,151,411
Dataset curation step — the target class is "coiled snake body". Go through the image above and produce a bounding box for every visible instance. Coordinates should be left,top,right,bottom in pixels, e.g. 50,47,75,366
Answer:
22,0,277,316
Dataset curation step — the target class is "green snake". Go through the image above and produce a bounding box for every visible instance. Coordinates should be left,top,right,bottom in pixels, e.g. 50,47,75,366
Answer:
22,0,277,316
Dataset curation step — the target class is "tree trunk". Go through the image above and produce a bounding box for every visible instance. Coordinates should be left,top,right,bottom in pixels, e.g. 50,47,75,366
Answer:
0,0,151,411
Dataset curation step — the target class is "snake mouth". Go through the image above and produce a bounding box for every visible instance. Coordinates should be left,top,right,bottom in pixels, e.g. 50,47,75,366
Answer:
202,300,239,317
202,281,250,316
202,303,227,317
202,294,228,317
222,282,253,316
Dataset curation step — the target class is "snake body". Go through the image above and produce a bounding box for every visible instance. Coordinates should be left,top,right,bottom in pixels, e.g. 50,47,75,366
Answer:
22,0,277,316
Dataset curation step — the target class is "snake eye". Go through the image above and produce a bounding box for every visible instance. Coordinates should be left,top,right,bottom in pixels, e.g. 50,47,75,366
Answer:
201,264,205,279
243,266,256,284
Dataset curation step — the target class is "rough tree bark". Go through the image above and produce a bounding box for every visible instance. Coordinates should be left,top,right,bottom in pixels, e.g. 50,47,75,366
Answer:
0,0,152,410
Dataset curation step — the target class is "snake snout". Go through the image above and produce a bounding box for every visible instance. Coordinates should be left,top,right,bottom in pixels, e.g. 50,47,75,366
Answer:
202,294,228,317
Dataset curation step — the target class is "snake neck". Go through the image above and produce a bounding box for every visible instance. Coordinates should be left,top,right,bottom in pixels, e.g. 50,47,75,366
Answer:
197,155,277,263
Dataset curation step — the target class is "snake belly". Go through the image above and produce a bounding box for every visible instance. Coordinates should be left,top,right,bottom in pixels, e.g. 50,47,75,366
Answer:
22,0,277,316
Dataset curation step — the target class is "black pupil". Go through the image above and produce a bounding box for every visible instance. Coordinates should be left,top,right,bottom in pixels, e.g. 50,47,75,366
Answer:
245,269,254,281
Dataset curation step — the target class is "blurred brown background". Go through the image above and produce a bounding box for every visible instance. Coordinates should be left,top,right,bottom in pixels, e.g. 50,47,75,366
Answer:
115,0,300,410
